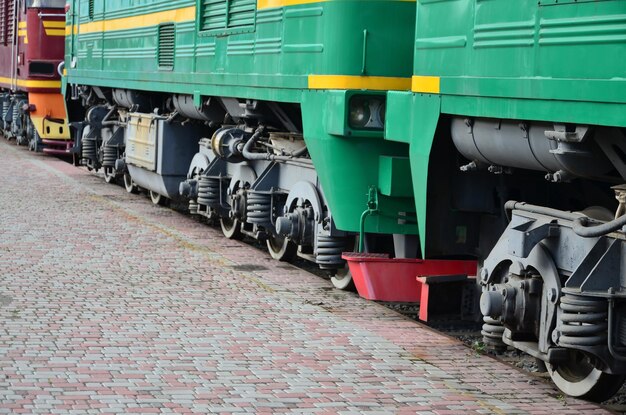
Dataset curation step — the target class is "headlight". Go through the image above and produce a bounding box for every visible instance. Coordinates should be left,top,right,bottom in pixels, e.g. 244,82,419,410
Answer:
348,95,385,130
349,97,371,128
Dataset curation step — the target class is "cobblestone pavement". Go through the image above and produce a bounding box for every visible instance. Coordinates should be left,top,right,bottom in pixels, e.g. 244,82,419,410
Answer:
0,139,612,414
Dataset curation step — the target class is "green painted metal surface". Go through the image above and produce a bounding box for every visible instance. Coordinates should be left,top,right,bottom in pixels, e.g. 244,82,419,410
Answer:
385,91,439,253
411,0,626,127
64,0,418,235
378,156,412,198
66,0,415,89
414,0,626,114
302,90,417,235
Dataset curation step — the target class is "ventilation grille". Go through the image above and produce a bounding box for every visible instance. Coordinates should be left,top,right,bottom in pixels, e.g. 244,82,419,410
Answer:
158,24,175,70
88,0,94,19
0,0,7,45
200,0,255,33
3,0,14,45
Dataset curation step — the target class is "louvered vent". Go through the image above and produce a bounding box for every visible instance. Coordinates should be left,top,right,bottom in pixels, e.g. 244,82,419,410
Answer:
200,0,227,31
88,0,94,19
0,0,6,45
228,0,255,28
6,0,14,44
158,24,175,70
200,0,255,33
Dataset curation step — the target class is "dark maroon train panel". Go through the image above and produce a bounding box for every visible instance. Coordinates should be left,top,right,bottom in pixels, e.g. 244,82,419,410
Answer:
0,0,66,93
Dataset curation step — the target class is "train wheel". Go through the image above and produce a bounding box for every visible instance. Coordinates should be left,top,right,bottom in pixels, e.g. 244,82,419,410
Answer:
330,236,357,290
266,233,296,262
330,265,354,291
150,191,168,206
547,350,625,402
104,168,117,184
123,173,139,194
220,217,242,240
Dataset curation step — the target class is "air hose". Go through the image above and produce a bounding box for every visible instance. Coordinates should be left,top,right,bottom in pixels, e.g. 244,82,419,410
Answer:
505,201,626,238
572,215,626,238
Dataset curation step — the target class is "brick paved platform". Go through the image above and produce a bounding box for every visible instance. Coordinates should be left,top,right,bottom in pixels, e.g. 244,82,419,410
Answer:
0,139,612,414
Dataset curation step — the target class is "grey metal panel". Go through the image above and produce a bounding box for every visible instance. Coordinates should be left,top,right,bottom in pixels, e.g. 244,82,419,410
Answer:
156,119,205,176
127,165,184,200
126,114,207,199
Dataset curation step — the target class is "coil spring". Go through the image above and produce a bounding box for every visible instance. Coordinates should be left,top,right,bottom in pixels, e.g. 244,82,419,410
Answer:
188,200,199,215
481,316,506,351
102,145,118,168
0,101,7,131
558,294,608,347
316,235,346,269
197,177,220,207
82,138,97,161
246,192,272,225
10,103,19,132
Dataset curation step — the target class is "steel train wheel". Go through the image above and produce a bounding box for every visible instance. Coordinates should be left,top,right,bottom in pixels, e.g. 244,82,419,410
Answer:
220,217,243,240
123,173,139,194
329,236,357,291
103,168,117,184
150,191,168,206
266,233,296,262
330,265,354,290
547,350,625,402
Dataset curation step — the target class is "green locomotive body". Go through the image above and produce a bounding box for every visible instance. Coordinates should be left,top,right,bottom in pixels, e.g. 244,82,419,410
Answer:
386,0,626,400
63,0,626,401
64,0,419,286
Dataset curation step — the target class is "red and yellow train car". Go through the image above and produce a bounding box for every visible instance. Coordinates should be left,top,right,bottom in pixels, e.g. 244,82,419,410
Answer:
0,0,70,154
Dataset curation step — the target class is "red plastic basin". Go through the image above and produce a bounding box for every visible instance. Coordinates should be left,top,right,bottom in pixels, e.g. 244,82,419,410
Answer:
342,252,478,302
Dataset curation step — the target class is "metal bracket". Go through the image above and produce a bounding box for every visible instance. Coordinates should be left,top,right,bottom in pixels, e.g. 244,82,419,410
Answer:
508,220,560,258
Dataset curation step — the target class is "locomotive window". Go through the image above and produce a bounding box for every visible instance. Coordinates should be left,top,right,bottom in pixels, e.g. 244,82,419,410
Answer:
29,61,55,76
26,0,66,8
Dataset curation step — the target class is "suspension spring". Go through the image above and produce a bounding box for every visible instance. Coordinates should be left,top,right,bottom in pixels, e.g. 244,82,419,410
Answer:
11,103,19,132
81,137,97,161
197,176,221,208
188,200,199,215
246,192,272,225
481,316,506,351
316,235,346,269
1,100,8,121
102,145,118,168
558,293,608,347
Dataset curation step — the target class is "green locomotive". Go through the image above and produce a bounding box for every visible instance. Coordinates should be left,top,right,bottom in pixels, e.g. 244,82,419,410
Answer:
385,0,626,401
64,0,626,401
63,0,418,288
